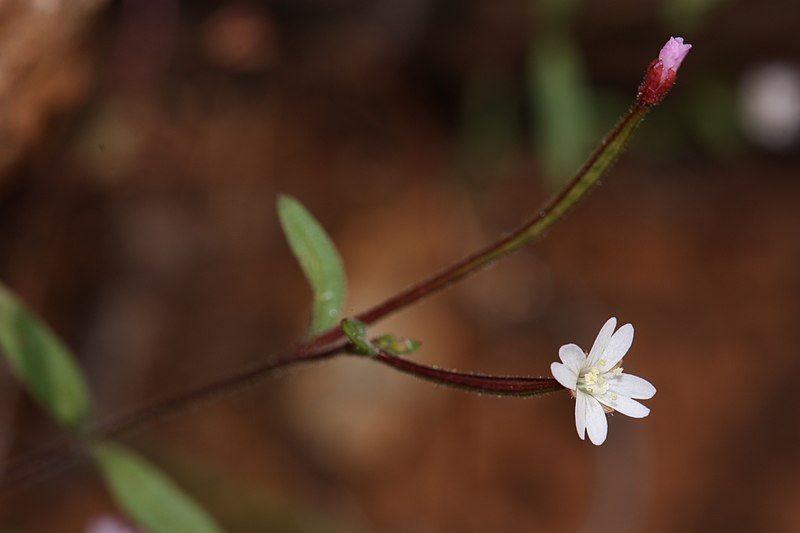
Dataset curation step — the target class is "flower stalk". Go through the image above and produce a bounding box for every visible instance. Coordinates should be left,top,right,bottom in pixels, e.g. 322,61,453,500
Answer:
303,104,649,354
371,351,562,397
89,92,653,442
66,37,689,446
1,37,691,496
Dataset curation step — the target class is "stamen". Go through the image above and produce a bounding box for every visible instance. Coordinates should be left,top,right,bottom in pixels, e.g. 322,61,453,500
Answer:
578,366,611,395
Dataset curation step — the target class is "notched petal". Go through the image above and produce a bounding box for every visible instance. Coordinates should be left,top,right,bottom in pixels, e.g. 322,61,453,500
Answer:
611,373,656,400
558,343,586,372
587,317,616,367
575,390,588,440
598,394,650,419
550,362,577,390
585,395,608,445
601,323,634,370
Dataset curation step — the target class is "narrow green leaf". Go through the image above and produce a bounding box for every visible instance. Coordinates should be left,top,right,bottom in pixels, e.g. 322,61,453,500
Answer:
277,194,346,336
0,284,90,428
340,319,377,356
93,442,222,533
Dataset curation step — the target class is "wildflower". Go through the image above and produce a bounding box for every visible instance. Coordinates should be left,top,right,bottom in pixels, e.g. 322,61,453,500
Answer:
637,36,692,106
550,317,656,445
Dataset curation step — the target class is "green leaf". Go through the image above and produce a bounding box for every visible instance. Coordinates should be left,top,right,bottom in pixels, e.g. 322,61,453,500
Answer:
93,442,223,533
375,334,421,356
0,284,90,428
340,319,377,356
528,31,596,187
277,194,347,336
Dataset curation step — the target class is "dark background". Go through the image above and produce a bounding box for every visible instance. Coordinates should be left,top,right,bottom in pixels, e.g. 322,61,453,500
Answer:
1,0,799,531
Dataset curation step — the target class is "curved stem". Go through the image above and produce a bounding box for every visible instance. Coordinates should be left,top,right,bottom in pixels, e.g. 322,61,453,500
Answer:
371,352,563,396
84,344,344,443
304,104,649,352
0,347,344,492
83,103,648,437
1,346,563,493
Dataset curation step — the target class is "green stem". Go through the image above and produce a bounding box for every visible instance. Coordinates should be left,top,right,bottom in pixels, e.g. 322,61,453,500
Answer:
305,104,649,352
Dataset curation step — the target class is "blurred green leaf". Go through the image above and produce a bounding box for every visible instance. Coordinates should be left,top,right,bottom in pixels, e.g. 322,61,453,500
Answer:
0,284,90,428
94,442,222,533
148,444,362,533
458,74,520,181
537,0,581,20
277,194,347,337
375,334,421,356
340,319,377,356
662,0,727,31
528,31,595,186
689,78,741,154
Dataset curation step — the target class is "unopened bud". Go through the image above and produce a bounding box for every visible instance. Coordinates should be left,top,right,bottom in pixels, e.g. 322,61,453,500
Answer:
637,37,692,106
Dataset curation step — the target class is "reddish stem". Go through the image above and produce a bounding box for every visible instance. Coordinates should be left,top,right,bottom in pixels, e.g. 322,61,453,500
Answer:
371,352,563,397
302,104,647,354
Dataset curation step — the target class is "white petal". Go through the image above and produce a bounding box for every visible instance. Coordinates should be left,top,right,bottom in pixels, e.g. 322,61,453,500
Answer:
558,343,586,373
586,317,616,367
597,393,650,418
550,362,577,390
575,390,588,440
584,394,608,445
599,323,634,370
610,373,656,399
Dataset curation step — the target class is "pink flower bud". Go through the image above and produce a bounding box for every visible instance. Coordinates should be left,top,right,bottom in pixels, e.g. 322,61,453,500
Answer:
658,37,692,78
637,36,692,106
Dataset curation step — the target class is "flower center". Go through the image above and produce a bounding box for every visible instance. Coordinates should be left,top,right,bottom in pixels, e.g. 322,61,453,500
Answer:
577,360,623,397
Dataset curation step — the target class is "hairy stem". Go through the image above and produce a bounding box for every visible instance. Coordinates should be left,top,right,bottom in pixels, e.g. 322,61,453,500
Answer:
371,352,563,396
82,103,646,441
1,102,650,492
305,104,649,352
85,345,344,443
1,345,563,492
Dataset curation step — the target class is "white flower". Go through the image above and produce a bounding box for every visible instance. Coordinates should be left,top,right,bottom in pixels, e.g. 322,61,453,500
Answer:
550,317,656,446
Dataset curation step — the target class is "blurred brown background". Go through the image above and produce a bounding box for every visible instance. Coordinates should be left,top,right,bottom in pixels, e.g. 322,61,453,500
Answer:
1,0,800,531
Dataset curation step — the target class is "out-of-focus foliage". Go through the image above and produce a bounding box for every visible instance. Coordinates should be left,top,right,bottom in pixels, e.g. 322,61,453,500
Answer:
0,282,221,529
94,442,222,533
0,284,90,428
277,195,347,337
662,0,728,31
528,0,595,185
690,78,741,154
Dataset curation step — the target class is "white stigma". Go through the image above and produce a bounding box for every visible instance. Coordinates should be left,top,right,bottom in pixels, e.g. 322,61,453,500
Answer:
577,364,623,396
